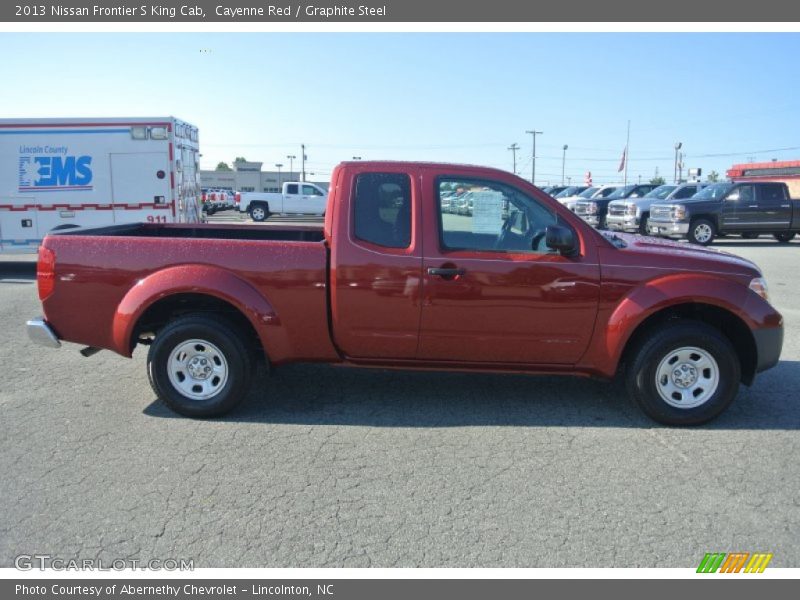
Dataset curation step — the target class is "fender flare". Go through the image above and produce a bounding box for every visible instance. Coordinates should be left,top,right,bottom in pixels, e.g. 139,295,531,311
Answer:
594,273,754,375
111,264,282,358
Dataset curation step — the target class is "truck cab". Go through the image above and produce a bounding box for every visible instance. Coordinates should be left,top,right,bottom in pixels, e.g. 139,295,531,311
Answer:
239,182,327,221
574,184,658,229
648,181,800,245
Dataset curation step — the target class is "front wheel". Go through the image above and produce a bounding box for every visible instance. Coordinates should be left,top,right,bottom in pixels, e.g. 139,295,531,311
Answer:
688,218,716,246
625,321,740,426
147,314,253,417
774,232,796,243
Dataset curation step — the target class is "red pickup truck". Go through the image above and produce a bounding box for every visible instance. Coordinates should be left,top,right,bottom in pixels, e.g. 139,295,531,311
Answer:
27,161,783,425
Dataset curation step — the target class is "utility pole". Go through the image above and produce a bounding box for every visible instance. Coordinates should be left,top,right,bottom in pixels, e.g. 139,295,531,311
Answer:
525,129,543,184
286,155,296,180
301,144,306,182
673,142,682,184
508,143,519,174
561,144,568,185
275,163,283,187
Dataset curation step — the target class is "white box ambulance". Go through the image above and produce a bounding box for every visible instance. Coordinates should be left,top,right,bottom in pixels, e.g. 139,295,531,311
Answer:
0,117,202,253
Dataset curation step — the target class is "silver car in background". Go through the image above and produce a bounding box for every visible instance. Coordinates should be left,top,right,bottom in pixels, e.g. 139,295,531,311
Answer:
606,182,708,235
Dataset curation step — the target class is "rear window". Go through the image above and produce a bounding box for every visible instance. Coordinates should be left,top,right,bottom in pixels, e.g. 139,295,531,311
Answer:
353,173,412,249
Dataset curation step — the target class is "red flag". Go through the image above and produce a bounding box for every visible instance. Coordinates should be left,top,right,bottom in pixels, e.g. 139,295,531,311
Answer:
618,146,627,172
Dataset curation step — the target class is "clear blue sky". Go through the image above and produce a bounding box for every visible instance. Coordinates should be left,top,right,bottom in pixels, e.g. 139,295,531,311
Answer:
1,33,799,185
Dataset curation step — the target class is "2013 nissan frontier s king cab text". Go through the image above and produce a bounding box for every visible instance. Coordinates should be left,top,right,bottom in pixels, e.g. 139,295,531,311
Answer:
27,161,783,426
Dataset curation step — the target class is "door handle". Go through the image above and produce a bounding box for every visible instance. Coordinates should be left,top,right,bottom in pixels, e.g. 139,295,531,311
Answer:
427,267,466,278
748,205,758,208
781,204,791,208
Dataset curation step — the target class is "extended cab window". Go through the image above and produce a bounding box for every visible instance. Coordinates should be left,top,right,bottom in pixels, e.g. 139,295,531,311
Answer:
303,185,323,196
759,183,787,204
354,173,412,249
286,184,299,195
437,178,557,254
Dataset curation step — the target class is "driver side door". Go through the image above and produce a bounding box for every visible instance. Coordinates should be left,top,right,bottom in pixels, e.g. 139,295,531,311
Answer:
418,173,601,365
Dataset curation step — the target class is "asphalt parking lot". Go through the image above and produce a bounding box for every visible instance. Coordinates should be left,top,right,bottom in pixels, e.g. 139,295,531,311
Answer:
1,227,798,568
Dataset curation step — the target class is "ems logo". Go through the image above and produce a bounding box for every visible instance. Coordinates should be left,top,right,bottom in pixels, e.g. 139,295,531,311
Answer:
18,155,93,192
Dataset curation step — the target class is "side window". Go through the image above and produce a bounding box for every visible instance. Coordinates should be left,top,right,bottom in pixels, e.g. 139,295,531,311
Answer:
598,187,616,198
738,185,755,203
286,183,299,195
303,185,323,196
674,186,696,199
354,173,412,249
759,183,786,205
437,178,557,254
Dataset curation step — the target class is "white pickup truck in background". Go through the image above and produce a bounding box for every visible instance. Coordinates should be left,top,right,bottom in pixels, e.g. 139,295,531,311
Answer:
239,182,327,221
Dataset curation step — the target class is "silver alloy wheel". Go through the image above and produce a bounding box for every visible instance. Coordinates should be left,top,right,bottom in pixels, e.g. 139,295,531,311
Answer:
167,339,229,401
251,207,266,221
655,346,720,409
693,223,713,243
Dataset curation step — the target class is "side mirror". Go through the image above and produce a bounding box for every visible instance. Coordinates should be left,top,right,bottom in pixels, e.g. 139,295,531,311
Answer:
545,225,577,256
725,191,740,201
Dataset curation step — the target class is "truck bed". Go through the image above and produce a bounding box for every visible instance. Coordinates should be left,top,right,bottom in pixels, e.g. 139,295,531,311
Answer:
40,222,335,364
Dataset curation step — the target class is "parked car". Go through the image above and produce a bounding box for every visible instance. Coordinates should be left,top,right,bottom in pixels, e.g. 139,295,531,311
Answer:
558,185,618,212
648,181,800,245
27,161,782,426
545,185,569,197
574,184,658,229
554,186,589,199
607,183,708,235
240,182,327,221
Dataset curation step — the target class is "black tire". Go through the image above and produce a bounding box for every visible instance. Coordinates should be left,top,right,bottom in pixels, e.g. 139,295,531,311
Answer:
638,214,649,236
774,232,796,243
688,218,716,246
625,320,740,426
147,314,253,417
249,202,269,222
741,232,760,239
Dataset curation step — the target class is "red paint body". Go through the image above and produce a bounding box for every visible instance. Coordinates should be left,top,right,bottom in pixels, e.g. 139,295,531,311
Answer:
39,161,782,380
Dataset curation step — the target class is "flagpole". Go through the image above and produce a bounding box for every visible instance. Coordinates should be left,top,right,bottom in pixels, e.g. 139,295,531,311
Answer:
624,120,630,186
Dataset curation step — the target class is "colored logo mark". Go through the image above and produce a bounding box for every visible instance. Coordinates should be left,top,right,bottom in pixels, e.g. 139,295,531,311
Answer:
697,552,773,573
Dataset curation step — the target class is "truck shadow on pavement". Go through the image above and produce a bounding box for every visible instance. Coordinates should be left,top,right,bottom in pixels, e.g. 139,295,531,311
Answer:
143,359,800,430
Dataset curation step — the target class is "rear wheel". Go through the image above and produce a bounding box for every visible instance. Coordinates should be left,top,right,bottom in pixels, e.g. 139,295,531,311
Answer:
688,218,716,246
774,232,796,243
147,314,253,417
249,203,269,222
625,321,740,426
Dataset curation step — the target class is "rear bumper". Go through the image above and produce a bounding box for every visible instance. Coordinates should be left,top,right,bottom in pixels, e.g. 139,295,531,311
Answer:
26,317,61,349
753,325,783,373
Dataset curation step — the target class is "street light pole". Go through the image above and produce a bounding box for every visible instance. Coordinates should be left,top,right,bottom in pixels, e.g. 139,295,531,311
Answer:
508,143,520,174
525,129,543,185
561,144,568,185
673,142,682,184
275,163,283,187
286,155,296,180
301,144,306,182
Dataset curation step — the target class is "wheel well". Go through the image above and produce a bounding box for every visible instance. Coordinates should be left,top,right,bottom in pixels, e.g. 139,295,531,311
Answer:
132,293,266,362
621,303,757,385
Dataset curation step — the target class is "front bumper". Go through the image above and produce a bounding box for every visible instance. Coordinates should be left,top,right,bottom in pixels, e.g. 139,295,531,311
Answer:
606,215,640,232
648,221,689,238
753,326,783,373
579,215,600,227
27,317,61,349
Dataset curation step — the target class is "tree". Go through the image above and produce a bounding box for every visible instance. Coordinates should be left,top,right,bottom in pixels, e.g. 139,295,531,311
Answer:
234,156,248,163
650,176,666,185
215,161,232,171
707,170,719,182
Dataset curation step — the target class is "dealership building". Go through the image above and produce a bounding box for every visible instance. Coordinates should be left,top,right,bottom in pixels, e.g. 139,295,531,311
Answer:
199,160,327,193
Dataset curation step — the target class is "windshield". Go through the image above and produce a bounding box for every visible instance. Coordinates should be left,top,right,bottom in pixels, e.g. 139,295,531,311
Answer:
644,185,677,199
554,186,583,198
578,187,598,198
693,183,733,200
605,185,637,200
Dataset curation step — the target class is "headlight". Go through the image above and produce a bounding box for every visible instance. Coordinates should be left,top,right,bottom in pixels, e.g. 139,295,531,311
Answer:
673,205,688,220
749,277,770,303
587,201,598,214
626,203,638,216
